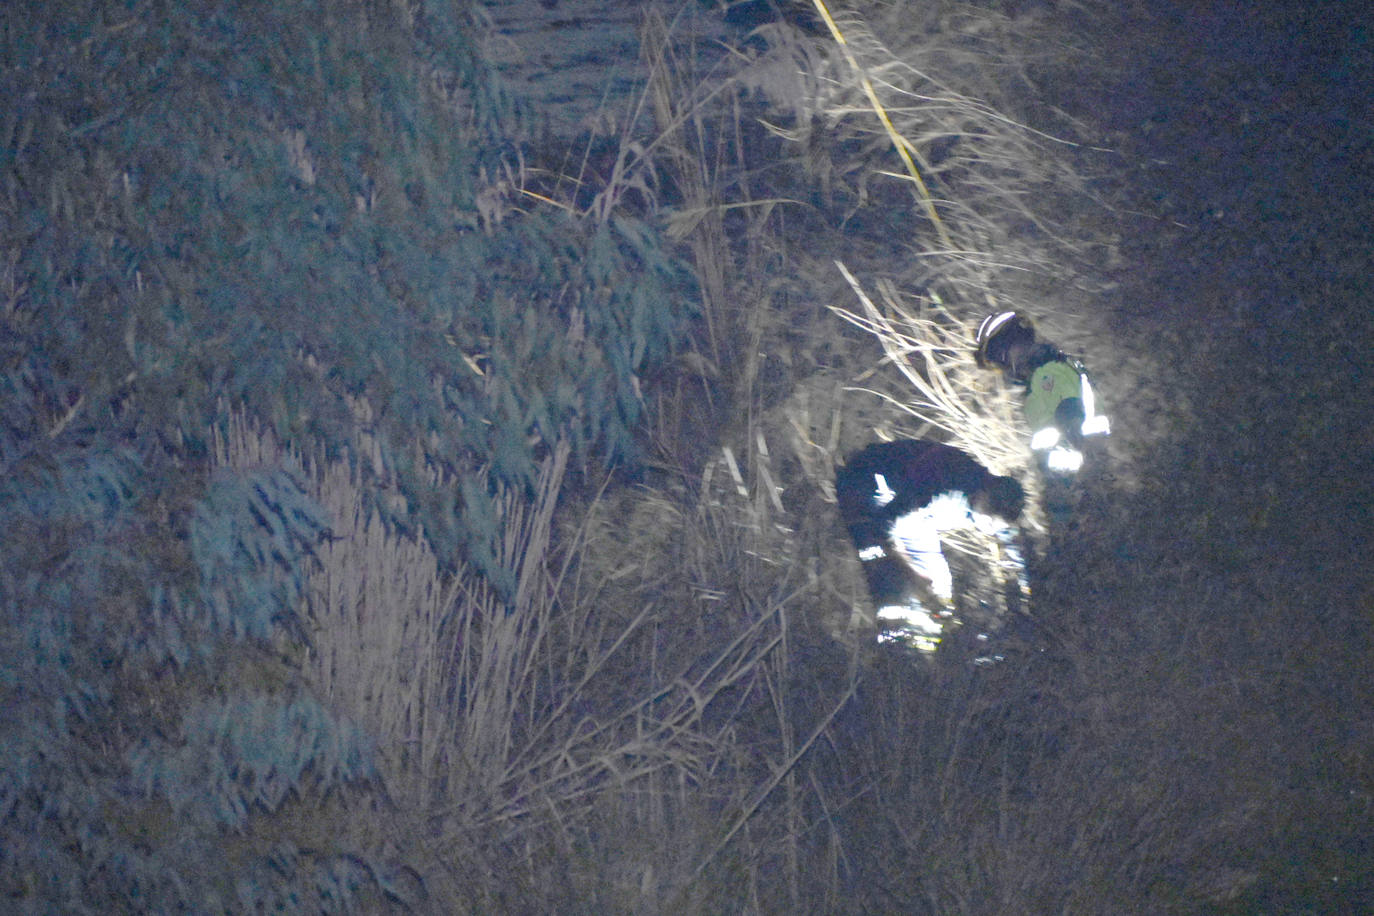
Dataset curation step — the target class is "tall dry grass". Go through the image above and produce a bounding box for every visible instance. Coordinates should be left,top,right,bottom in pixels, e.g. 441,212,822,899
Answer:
209,0,1243,908
211,401,820,908
548,3,1243,912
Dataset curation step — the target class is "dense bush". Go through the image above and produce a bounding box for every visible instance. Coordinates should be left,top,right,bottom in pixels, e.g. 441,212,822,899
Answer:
1,0,696,909
0,388,400,909
2,0,694,581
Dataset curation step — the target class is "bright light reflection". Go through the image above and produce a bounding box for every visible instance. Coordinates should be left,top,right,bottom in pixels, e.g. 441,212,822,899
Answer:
875,604,944,652
1082,414,1110,436
1047,447,1083,472
1031,426,1060,450
872,473,896,507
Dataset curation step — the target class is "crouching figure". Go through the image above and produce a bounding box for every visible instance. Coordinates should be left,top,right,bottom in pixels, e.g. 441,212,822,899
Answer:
835,439,1027,652
975,310,1110,475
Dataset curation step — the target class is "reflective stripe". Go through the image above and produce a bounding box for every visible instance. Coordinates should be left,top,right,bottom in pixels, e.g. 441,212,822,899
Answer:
1081,373,1096,418
1079,375,1110,436
1082,414,1110,436
872,473,896,507
1030,426,1060,450
978,311,1019,343
1047,447,1083,473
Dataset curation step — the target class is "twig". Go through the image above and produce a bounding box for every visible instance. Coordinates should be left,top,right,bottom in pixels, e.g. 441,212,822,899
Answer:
690,674,857,882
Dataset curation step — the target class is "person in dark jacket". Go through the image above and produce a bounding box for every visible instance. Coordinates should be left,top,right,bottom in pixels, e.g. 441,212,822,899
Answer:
975,311,1110,474
835,439,1026,651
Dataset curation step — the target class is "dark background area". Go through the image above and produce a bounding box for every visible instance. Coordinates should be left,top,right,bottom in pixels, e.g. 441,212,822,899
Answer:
1051,1,1374,908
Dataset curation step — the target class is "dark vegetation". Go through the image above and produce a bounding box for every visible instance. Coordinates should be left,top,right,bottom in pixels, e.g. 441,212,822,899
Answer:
2,0,1370,912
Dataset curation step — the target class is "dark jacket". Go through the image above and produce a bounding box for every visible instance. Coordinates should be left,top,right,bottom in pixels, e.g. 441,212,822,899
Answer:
835,440,1006,551
835,440,1024,613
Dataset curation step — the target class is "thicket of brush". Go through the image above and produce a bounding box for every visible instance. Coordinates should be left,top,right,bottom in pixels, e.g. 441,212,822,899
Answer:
1,0,1287,912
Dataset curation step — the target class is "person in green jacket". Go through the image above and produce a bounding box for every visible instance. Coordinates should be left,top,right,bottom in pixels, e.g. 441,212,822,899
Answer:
975,311,1110,474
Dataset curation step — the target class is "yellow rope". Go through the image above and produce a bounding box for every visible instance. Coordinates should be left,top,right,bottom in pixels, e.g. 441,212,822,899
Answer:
808,0,956,253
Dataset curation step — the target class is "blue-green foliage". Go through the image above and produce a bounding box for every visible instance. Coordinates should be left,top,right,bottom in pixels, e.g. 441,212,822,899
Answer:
0,356,394,911
4,0,695,585
2,0,694,903
191,467,330,641
128,693,374,829
237,848,395,915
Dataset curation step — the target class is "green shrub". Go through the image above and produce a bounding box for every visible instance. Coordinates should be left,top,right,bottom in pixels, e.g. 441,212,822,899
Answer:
3,0,695,585
1,0,702,908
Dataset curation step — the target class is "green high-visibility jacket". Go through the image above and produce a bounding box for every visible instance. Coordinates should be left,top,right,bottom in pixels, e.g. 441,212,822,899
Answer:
1024,359,1083,433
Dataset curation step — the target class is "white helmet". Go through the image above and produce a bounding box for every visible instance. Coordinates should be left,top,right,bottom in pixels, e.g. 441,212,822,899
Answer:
974,311,1035,369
